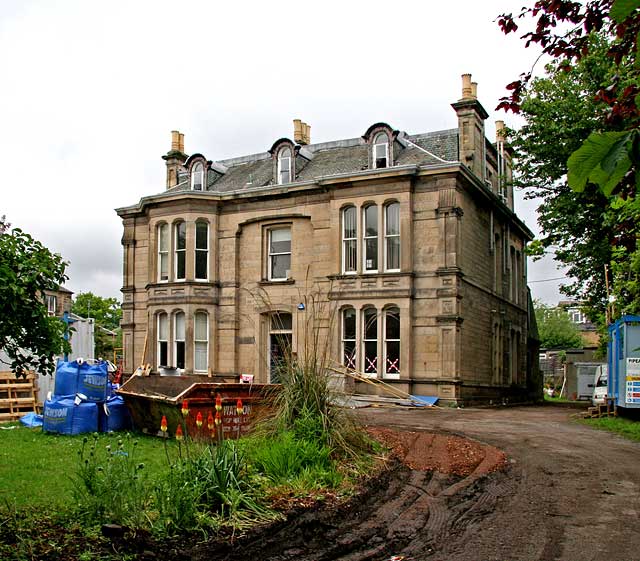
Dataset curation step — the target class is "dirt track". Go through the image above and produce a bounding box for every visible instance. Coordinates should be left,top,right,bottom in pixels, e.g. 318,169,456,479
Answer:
184,404,640,561
360,404,640,561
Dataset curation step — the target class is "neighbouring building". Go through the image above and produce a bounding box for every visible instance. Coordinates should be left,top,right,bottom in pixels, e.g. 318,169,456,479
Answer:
116,74,540,404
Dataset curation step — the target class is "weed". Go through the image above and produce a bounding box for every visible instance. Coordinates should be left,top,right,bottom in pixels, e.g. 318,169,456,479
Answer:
73,434,151,528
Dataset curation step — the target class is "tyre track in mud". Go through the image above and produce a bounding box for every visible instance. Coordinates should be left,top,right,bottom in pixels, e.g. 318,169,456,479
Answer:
190,430,512,561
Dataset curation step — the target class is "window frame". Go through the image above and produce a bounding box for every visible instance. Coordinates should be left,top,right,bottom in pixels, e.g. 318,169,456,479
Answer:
157,223,169,283
195,221,209,281
174,311,185,371
383,306,401,378
157,313,169,368
267,226,292,281
46,294,57,316
341,307,357,370
277,147,292,185
362,307,378,378
194,311,208,373
362,204,378,273
341,206,358,275
191,161,205,191
373,132,389,169
384,202,400,272
174,221,186,281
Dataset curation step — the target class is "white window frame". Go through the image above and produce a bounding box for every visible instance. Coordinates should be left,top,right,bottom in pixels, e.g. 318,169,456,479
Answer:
384,202,400,272
362,307,378,378
174,222,186,281
341,308,357,370
158,223,169,282
195,221,209,281
383,307,401,379
46,294,57,316
277,148,292,185
157,313,169,368
191,162,204,191
194,312,208,373
267,226,291,281
342,206,357,275
174,311,185,371
373,133,389,169
363,204,378,273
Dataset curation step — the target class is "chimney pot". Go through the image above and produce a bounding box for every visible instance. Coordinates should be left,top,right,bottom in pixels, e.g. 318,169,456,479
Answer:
471,81,478,99
495,120,505,142
461,74,472,99
179,133,185,153
304,123,311,145
293,119,304,144
171,130,180,151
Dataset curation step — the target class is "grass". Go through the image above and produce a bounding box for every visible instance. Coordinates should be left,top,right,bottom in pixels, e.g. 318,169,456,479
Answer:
544,394,582,404
580,416,640,442
0,423,177,508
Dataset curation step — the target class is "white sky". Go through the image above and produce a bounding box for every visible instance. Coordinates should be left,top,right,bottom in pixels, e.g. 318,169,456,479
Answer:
1,0,568,303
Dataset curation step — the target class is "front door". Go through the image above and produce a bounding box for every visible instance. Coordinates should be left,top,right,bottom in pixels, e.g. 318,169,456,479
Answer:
269,312,292,383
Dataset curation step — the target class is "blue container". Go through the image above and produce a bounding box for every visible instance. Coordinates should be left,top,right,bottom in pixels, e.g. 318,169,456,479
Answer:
608,315,640,409
99,396,132,432
54,360,109,402
43,396,99,435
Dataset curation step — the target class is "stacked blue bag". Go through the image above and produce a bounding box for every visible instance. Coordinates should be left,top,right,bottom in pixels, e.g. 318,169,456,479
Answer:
43,359,132,435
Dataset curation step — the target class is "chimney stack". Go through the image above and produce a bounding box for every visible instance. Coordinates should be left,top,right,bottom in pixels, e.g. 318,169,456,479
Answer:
293,119,311,145
163,130,187,189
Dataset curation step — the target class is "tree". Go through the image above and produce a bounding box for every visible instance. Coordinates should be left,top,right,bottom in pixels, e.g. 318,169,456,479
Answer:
498,0,640,322
0,216,70,376
509,35,621,326
71,292,122,360
534,301,584,349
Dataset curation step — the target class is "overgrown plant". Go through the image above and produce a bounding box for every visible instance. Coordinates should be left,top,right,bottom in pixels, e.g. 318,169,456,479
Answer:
73,434,150,528
247,276,372,460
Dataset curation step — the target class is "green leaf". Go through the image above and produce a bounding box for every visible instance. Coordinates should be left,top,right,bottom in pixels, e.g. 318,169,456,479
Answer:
610,0,640,22
568,131,629,192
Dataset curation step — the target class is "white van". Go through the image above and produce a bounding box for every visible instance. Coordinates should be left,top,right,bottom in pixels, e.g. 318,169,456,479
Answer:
592,364,608,406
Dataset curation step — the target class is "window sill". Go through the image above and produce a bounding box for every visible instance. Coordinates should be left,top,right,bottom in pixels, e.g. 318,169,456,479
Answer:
328,271,413,281
259,279,295,286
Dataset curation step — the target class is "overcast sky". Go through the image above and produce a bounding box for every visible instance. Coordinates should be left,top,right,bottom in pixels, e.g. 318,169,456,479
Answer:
1,0,568,303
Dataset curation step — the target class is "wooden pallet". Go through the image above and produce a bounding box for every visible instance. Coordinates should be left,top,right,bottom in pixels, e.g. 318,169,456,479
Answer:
0,371,38,421
584,398,617,419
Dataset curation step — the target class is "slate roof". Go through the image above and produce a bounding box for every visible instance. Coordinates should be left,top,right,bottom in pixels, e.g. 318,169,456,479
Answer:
163,128,459,196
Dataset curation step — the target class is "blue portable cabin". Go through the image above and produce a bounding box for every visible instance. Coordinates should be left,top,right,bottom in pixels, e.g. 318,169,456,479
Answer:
608,315,640,409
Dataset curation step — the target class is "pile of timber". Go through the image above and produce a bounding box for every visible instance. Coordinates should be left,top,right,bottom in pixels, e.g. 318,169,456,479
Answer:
0,371,38,421
584,397,617,419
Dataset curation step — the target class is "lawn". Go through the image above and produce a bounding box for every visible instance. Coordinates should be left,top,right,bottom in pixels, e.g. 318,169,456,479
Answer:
0,423,176,508
580,416,640,442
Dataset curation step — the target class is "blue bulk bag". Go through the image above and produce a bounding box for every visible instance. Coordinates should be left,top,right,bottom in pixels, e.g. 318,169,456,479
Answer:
54,360,80,397
78,361,108,402
99,396,132,432
43,396,99,435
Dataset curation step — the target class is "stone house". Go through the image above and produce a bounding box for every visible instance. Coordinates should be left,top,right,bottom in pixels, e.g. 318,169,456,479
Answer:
116,74,538,404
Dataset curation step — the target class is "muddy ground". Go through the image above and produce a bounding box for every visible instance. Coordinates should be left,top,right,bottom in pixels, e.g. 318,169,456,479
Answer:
165,403,640,561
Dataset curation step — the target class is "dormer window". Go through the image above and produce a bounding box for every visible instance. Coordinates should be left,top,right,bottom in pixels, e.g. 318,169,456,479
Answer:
277,147,292,184
373,133,389,169
191,162,204,190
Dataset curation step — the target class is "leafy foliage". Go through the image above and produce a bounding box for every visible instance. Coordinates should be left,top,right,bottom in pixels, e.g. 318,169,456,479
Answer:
508,37,618,325
534,301,584,349
0,216,70,376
